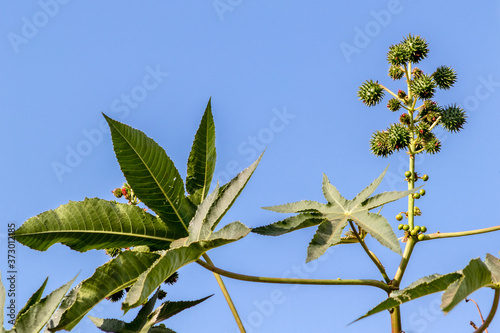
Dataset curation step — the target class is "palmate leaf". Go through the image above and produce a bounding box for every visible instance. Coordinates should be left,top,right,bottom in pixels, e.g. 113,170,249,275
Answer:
255,166,416,262
186,99,216,206
123,222,250,311
122,161,254,310
14,198,172,252
51,251,161,331
352,273,462,323
104,114,194,240
485,253,500,284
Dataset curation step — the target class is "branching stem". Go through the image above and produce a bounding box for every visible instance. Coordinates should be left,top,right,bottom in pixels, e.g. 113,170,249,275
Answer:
419,225,500,241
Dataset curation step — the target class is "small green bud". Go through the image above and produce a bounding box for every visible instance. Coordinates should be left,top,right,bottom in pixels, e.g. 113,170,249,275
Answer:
414,206,422,216
403,224,410,231
398,224,404,230
404,171,411,178
413,226,421,233
411,229,418,236
422,174,429,181
413,192,421,199
112,188,123,198
419,189,426,196
420,226,427,233
396,214,403,221
418,234,425,241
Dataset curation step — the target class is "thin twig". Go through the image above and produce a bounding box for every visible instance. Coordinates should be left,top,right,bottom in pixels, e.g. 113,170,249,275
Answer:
474,289,500,333
349,221,391,284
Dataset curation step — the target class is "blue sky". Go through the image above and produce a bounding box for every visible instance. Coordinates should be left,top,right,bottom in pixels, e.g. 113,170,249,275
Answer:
2,1,500,332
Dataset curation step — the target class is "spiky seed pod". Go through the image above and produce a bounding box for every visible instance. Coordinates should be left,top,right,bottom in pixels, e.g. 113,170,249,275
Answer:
400,113,411,125
389,65,405,80
412,68,424,78
358,80,384,106
107,289,125,302
440,104,466,132
419,100,441,125
411,74,436,100
370,130,393,157
164,271,179,285
158,289,167,300
416,122,433,141
387,43,409,66
387,98,401,112
397,89,407,99
424,137,441,154
433,66,457,90
402,34,429,63
388,123,410,150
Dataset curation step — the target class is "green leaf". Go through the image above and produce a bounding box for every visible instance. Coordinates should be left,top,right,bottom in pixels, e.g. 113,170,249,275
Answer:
52,251,161,331
186,99,216,206
13,275,77,333
307,218,349,262
150,295,212,323
257,166,409,262
485,253,500,285
89,289,162,333
123,222,250,311
16,277,48,321
104,114,194,240
353,273,462,323
205,153,263,231
14,198,172,252
261,200,330,214
252,213,327,236
441,258,493,313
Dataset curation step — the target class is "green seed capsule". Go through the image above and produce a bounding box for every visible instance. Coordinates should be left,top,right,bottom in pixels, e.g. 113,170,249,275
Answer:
414,226,421,232
418,234,425,241
420,226,427,233
420,189,426,196
422,174,429,181
414,193,420,199
405,171,412,178
411,229,418,236
396,214,403,221
403,224,409,231
398,224,404,230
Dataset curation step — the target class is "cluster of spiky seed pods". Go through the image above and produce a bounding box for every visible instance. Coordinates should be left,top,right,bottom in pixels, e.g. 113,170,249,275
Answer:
357,34,467,157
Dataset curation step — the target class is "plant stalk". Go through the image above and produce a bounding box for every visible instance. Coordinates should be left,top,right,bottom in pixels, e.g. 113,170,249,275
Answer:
196,259,392,292
202,254,247,333
391,306,402,333
349,221,391,284
474,288,500,333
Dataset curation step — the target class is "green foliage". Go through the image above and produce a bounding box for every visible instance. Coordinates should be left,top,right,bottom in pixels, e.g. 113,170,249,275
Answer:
14,198,172,252
186,99,216,206
254,166,422,262
104,114,194,239
0,272,76,333
89,289,211,333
